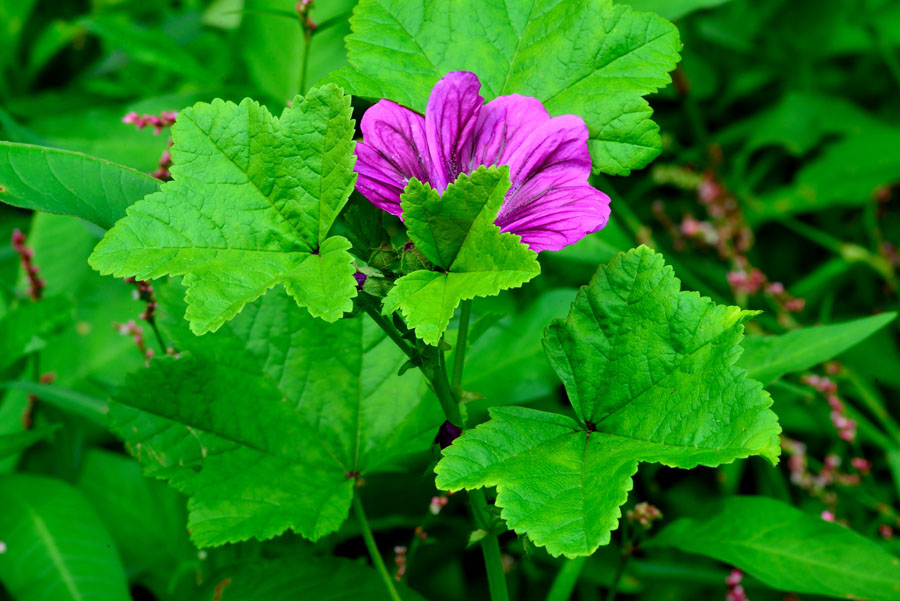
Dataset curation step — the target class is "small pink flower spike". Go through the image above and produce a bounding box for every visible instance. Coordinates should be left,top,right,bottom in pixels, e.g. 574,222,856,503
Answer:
821,510,836,522
725,569,743,587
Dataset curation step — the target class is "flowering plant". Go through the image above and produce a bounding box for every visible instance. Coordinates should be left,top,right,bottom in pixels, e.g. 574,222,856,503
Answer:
0,1,898,601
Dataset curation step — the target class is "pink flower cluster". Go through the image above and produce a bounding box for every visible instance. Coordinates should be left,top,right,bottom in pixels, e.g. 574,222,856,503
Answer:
124,277,158,323
802,373,857,442
295,0,317,31
726,268,805,313
725,569,748,601
11,229,44,301
122,110,177,135
393,545,407,581
115,320,154,366
626,502,663,530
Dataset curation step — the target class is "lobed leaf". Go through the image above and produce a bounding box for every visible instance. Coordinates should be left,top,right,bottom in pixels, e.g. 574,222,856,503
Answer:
383,167,540,345
328,0,681,175
110,285,442,547
436,246,781,557
89,85,358,334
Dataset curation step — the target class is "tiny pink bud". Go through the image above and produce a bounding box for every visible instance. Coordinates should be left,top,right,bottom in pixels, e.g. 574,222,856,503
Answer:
725,569,743,587
821,510,836,522
851,457,871,473
879,524,894,539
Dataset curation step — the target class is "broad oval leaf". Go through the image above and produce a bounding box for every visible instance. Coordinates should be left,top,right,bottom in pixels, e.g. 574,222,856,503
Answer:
0,475,130,601
89,84,358,334
739,312,897,384
435,246,780,557
328,0,681,175
0,141,160,229
648,496,900,600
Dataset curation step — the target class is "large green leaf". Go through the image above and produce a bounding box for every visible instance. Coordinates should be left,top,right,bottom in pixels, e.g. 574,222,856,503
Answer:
649,496,900,600
739,312,897,384
328,0,680,175
383,167,540,345
0,475,130,601
435,247,780,557
0,142,160,229
89,85,358,334
110,285,442,547
199,556,430,601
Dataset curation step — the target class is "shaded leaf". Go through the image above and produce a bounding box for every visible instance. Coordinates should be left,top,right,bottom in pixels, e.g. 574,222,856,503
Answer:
0,475,130,601
111,286,442,546
649,496,900,600
739,312,896,384
0,142,160,229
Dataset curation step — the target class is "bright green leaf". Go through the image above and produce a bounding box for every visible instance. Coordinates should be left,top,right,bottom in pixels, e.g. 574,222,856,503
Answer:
110,286,442,547
329,0,680,175
0,475,130,601
739,312,897,384
383,167,540,345
649,496,900,600
89,85,358,334
436,247,781,557
0,142,160,229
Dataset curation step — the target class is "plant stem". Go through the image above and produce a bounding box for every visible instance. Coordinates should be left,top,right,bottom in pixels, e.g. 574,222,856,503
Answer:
606,523,631,601
299,23,313,94
547,556,587,601
361,297,508,601
451,300,472,395
353,492,403,601
148,320,167,354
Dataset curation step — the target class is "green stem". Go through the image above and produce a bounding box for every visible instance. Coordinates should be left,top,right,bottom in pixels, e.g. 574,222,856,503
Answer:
148,320,167,354
299,24,313,93
606,523,631,601
546,556,587,601
362,298,507,601
353,492,403,601
451,300,472,395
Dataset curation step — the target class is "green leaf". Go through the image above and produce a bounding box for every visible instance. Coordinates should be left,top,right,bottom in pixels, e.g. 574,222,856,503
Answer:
383,167,540,345
0,381,108,426
198,556,430,601
648,496,900,600
739,312,897,384
435,246,781,557
76,449,192,593
747,127,900,223
0,475,130,601
0,295,72,372
625,0,732,20
0,142,160,229
0,424,58,461
329,0,680,175
89,85,358,334
110,286,442,546
464,289,576,412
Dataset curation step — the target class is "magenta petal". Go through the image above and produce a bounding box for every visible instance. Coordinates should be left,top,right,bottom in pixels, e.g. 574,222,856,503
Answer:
425,72,483,192
505,115,593,201
464,94,550,170
355,99,431,216
496,186,611,253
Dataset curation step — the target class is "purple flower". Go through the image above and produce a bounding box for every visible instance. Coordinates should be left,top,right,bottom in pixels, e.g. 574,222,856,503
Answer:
354,71,611,253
